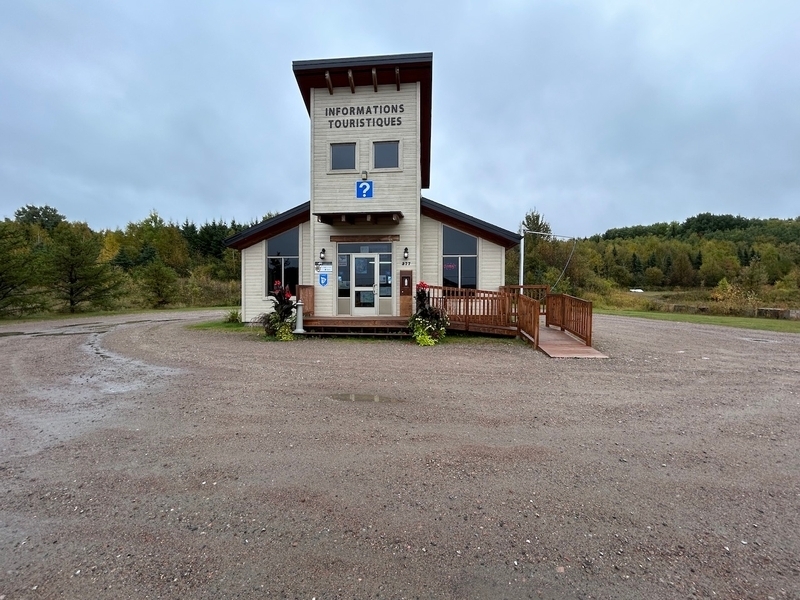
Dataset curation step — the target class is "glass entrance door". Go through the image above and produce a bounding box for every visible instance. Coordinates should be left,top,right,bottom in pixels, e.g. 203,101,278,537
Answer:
352,254,379,315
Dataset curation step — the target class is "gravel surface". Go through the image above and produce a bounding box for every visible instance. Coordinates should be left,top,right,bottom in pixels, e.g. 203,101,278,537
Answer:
1,310,799,599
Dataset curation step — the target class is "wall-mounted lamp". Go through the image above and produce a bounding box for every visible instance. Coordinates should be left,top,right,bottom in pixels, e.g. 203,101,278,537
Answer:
403,247,409,260
361,170,368,181
319,248,326,260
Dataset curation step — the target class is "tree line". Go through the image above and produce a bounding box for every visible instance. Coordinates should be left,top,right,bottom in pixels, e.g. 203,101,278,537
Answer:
1,205,262,316
3,204,799,317
507,210,800,306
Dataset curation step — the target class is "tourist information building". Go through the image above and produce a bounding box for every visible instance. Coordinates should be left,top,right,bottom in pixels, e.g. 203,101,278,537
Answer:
225,53,521,322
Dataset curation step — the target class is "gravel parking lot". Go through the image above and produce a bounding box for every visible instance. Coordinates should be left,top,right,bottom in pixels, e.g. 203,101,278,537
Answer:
1,311,798,599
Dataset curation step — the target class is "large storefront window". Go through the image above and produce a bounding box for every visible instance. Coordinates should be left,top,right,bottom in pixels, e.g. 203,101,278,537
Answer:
267,227,299,295
442,226,477,289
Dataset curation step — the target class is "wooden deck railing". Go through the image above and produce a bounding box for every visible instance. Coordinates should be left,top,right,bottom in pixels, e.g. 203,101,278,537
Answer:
545,293,593,346
427,286,511,329
501,285,549,315
426,286,540,347
516,294,540,348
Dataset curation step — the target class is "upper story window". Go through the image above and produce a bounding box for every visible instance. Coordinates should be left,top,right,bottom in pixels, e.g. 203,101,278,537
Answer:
373,141,399,169
331,143,356,170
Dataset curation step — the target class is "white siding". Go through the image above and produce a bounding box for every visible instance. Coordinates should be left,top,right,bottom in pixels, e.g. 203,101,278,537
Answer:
420,215,441,286
241,241,269,322
300,221,311,285
419,217,506,291
240,223,311,322
478,238,506,291
309,83,421,316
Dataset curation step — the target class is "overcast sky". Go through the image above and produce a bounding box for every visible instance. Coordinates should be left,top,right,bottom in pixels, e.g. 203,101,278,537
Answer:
1,1,798,238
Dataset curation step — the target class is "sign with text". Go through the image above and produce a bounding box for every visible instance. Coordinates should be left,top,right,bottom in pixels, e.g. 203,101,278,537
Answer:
314,261,333,273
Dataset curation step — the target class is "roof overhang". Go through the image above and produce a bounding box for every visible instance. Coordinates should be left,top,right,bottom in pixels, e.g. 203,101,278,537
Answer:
421,197,522,249
313,211,404,226
223,202,310,250
293,53,433,189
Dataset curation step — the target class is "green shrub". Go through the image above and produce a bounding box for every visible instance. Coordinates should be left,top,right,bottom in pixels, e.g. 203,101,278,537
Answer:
409,282,449,346
224,309,241,323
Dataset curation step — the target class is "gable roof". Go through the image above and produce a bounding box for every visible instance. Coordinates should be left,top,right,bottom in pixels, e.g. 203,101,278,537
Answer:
421,197,521,249
292,52,433,189
224,198,520,251
223,202,310,250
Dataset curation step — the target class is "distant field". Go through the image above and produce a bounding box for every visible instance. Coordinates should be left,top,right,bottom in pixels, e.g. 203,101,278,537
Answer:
594,307,800,334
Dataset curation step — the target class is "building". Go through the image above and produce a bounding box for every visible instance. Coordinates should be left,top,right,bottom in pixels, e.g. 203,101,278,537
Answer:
225,53,521,323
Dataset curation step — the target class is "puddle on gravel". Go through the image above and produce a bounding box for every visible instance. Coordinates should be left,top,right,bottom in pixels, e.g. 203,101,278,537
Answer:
2,322,182,457
30,330,111,337
55,321,103,328
330,393,400,403
738,337,779,344
0,331,25,337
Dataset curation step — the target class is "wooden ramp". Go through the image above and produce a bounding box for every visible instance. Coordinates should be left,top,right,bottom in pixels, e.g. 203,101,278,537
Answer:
538,323,608,358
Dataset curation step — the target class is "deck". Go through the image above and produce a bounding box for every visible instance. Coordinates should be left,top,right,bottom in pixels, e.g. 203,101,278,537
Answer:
300,315,607,358
301,316,411,337
538,322,608,358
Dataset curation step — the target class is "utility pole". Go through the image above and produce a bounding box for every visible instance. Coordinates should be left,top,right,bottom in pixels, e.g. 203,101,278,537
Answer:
518,225,577,288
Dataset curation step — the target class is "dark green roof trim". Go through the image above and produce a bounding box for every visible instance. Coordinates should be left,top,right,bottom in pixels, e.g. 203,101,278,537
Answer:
223,202,310,250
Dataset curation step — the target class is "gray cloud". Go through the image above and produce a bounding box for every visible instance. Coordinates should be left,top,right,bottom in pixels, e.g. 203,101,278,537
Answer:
1,0,798,237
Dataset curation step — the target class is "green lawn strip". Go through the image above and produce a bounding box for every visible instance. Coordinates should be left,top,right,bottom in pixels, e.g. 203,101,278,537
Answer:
595,308,800,334
1,306,236,326
187,320,252,332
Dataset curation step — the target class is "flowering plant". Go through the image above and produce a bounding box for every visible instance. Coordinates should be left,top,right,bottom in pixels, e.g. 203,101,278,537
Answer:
415,280,430,312
257,280,296,340
409,280,449,346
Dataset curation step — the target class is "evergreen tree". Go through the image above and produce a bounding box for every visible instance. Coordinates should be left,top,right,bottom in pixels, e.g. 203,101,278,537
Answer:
0,221,40,315
138,260,178,307
43,222,123,313
14,205,65,232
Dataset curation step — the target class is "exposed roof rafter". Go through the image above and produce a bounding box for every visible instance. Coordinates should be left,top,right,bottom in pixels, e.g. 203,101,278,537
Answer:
292,53,433,187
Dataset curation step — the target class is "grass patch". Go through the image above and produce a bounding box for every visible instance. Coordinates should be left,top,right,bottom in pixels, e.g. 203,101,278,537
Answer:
595,308,800,334
441,331,523,345
188,320,252,332
0,306,238,326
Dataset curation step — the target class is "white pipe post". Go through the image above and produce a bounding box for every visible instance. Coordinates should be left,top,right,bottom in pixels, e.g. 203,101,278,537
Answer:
518,225,525,287
293,300,306,334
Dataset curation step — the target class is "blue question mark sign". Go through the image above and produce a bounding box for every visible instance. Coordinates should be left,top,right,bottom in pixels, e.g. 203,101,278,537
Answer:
356,180,374,198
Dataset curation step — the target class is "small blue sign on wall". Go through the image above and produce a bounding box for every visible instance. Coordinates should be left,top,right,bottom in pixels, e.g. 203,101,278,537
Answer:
319,273,328,287
355,180,374,198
